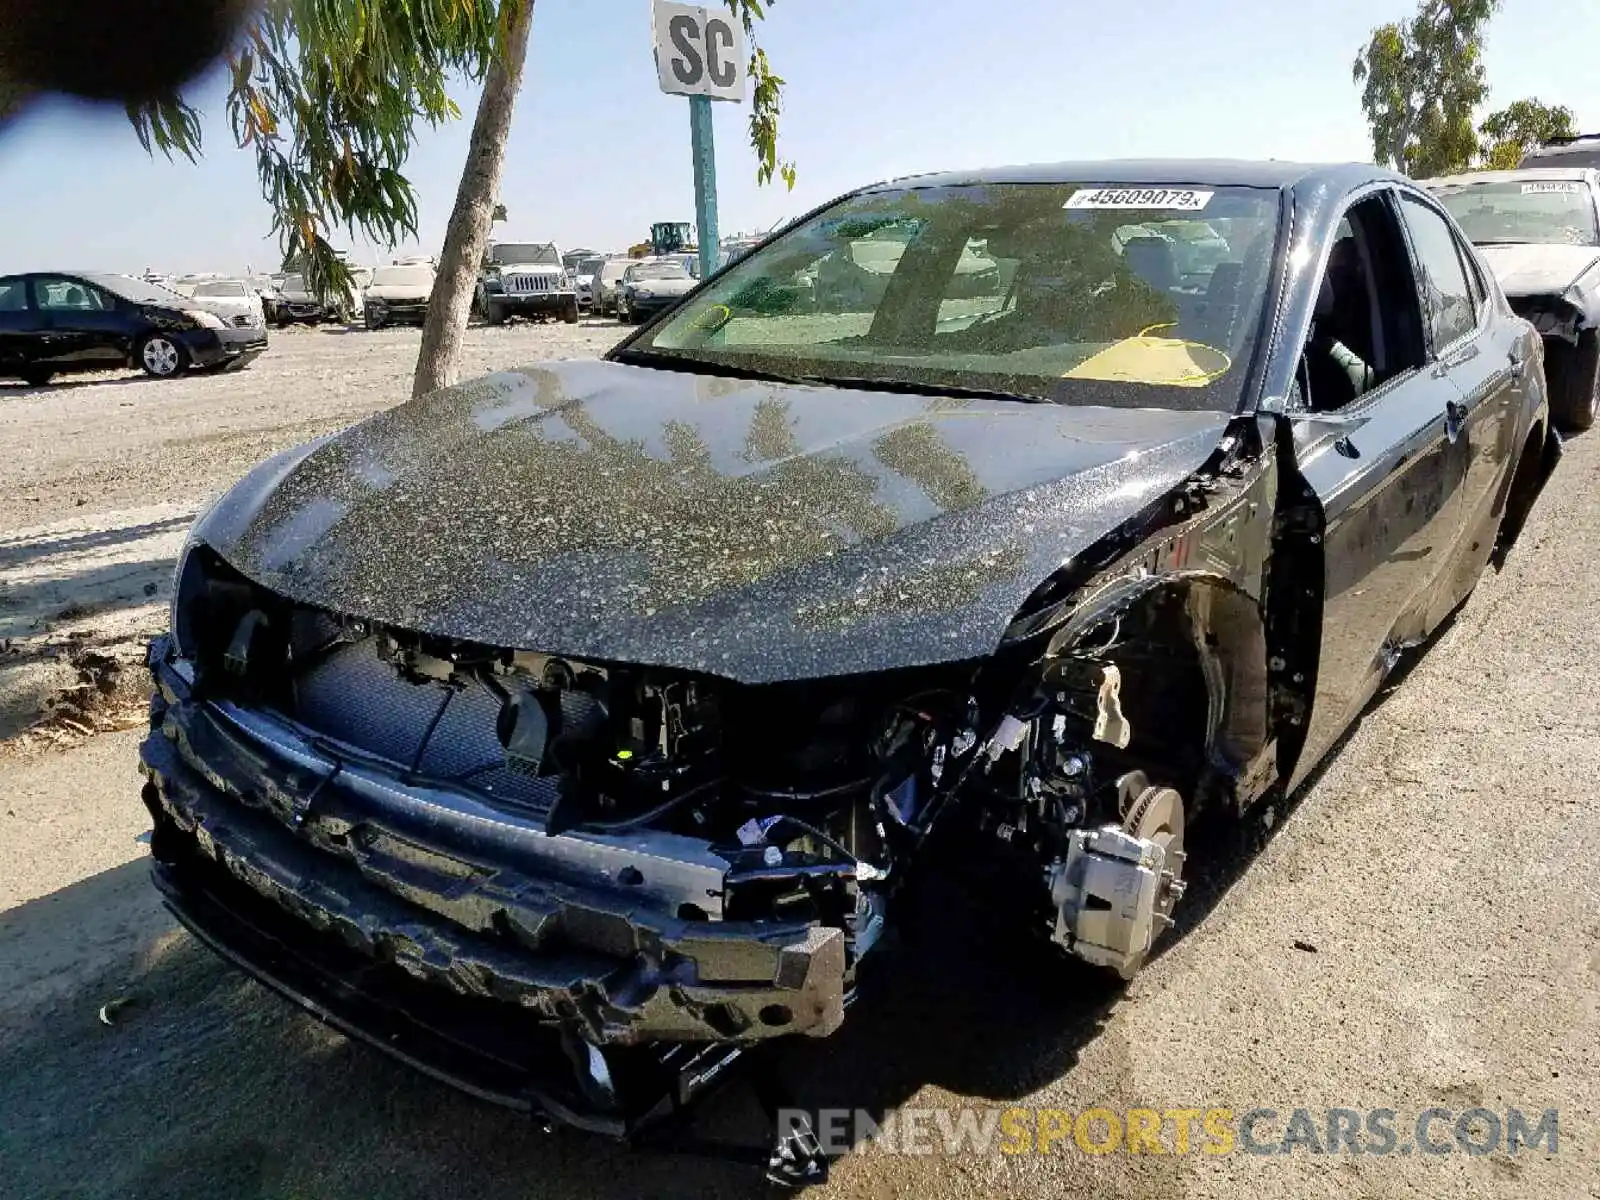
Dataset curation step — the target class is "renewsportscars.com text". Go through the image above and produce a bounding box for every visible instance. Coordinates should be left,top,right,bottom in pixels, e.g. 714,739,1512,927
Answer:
778,1105,1560,1158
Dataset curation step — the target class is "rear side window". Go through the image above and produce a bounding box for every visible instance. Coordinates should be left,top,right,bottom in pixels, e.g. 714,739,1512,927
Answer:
1399,196,1476,349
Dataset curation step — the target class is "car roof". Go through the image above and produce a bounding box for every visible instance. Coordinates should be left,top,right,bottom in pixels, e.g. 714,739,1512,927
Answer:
1423,167,1597,187
866,158,1404,193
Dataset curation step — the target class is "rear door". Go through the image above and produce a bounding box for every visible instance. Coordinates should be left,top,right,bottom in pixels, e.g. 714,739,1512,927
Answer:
1288,188,1470,787
1395,191,1520,612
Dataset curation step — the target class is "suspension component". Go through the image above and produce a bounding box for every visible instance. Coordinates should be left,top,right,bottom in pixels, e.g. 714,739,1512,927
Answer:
1046,776,1187,979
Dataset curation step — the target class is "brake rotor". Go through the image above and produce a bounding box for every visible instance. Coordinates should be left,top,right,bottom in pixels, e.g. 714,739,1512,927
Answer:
1120,782,1188,976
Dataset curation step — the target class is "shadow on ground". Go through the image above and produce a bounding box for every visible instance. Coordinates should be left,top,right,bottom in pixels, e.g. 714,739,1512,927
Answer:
0,373,160,397
0,557,172,639
0,515,195,572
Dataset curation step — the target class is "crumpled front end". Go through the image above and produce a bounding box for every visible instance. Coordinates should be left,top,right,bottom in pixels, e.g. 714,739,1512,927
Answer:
137,543,895,1124
142,675,846,1045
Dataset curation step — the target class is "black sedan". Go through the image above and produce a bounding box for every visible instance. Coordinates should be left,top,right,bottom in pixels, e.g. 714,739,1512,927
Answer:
138,160,1550,1166
0,272,267,385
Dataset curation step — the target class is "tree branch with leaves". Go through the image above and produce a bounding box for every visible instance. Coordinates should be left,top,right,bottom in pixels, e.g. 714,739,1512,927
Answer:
1478,98,1576,170
1353,0,1499,177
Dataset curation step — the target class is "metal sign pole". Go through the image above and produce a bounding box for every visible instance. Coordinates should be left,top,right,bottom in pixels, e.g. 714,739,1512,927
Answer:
654,0,741,276
689,93,719,280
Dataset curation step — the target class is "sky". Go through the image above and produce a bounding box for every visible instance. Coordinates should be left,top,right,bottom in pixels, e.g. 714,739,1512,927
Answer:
1,0,1597,276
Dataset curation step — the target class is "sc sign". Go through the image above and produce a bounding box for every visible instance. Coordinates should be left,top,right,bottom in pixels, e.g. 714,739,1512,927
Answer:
652,1,746,103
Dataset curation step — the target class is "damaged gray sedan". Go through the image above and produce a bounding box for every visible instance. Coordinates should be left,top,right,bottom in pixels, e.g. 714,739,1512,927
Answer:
140,160,1552,1167
1427,167,1600,430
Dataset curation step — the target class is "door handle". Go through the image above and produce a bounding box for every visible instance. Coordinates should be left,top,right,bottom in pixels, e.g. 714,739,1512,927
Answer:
1445,399,1466,443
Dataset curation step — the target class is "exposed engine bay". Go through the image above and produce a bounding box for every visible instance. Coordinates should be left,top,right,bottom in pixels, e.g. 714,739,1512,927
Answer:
153,545,1220,1032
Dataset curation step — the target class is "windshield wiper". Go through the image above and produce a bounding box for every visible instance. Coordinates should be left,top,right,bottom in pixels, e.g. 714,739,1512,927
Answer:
609,348,813,386
612,349,1048,403
793,374,1050,404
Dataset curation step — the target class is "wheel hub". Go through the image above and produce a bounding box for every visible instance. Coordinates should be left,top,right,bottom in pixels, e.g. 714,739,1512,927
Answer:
144,338,179,375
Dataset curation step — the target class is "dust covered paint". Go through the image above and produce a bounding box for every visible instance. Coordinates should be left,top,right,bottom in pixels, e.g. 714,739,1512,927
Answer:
191,358,1232,681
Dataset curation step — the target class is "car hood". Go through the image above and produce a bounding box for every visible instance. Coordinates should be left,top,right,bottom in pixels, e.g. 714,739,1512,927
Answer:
192,360,1234,683
366,284,433,301
188,297,257,319
629,278,696,295
1477,242,1600,298
494,263,563,275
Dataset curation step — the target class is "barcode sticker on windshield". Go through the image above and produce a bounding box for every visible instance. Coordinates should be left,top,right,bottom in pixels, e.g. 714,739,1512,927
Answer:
1064,187,1215,211
1522,181,1583,194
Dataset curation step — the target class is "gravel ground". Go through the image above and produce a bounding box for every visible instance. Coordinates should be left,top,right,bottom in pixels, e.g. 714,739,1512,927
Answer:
0,322,621,746
0,327,1595,1198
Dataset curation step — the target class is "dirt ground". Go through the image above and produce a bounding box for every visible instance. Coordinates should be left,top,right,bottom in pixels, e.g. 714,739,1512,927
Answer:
0,327,1595,1199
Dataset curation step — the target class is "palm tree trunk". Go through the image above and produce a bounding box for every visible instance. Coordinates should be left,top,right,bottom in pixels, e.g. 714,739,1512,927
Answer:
412,0,535,399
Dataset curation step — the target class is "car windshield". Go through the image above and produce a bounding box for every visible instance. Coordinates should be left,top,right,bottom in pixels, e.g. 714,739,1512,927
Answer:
87,273,190,306
629,180,1282,410
491,243,561,266
1435,180,1599,247
192,281,248,297
281,273,308,293
371,266,434,286
629,262,691,281
577,256,606,276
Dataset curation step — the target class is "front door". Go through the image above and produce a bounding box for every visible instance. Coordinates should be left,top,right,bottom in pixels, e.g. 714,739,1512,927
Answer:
31,276,128,369
1288,190,1471,789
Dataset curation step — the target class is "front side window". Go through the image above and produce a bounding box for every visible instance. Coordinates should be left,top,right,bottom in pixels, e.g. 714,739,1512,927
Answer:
629,180,1284,411
0,277,26,312
1400,196,1477,350
1297,195,1426,412
33,277,110,311
1434,179,1599,247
